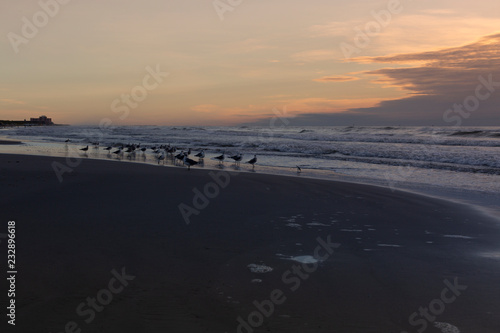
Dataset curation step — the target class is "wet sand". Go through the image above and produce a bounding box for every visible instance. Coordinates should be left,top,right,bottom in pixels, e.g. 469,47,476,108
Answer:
0,153,499,333
0,140,22,145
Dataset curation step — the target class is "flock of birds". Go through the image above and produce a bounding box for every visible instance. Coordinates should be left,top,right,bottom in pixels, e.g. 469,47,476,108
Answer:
73,141,259,171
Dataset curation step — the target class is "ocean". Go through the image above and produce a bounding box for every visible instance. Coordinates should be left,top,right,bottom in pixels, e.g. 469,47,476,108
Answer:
2,125,500,218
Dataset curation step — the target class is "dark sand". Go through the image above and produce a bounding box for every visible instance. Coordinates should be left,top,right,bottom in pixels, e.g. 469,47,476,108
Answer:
0,154,499,332
0,140,22,145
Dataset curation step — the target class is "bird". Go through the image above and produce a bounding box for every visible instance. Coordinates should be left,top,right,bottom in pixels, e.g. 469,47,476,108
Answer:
194,150,205,159
104,146,113,151
183,156,199,170
112,148,122,155
80,145,89,152
140,147,147,152
175,151,186,164
213,152,225,164
65,139,70,143
296,165,302,174
246,155,257,169
167,146,177,155
157,153,165,164
229,153,242,165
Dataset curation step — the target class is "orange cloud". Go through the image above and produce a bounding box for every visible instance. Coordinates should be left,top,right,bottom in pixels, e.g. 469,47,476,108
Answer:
314,75,359,83
249,32,500,126
277,97,385,114
290,49,338,63
0,98,26,105
351,32,500,65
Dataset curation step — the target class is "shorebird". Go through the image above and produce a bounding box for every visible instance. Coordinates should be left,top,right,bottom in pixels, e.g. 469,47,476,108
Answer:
174,151,187,165
183,156,198,170
104,146,113,151
246,155,257,169
229,153,243,165
194,150,205,159
140,147,147,152
112,148,122,155
157,152,165,164
296,165,302,174
166,146,177,155
80,145,89,152
213,152,225,164
65,139,70,143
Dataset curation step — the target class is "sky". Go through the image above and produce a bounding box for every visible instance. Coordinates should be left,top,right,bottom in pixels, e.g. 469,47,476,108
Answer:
1,0,499,126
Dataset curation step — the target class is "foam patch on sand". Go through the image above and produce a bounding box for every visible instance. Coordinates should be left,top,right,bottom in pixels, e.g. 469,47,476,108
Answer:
478,252,500,259
277,254,321,264
290,255,318,264
443,235,475,239
247,264,273,273
434,322,460,333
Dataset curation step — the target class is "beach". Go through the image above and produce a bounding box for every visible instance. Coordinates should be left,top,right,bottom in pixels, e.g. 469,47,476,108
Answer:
0,140,22,145
1,153,499,332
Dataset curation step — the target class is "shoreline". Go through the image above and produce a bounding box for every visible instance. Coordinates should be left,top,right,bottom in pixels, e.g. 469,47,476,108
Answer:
0,128,499,222
0,139,23,145
1,153,499,332
1,141,499,222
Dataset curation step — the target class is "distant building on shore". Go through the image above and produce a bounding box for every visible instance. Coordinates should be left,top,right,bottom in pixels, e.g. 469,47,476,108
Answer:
0,115,55,127
29,115,53,125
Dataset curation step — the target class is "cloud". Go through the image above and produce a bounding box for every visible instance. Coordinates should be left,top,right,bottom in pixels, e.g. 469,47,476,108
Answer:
314,75,359,83
352,33,500,65
348,33,500,125
0,99,26,105
246,33,500,126
290,49,338,63
228,38,276,54
356,33,500,96
308,21,352,38
191,104,218,113
309,13,500,58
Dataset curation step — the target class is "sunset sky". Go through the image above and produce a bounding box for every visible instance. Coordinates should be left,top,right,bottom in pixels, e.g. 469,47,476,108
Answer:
1,0,499,126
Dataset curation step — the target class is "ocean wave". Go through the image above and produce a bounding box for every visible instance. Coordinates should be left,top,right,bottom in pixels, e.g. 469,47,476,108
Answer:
3,125,500,172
